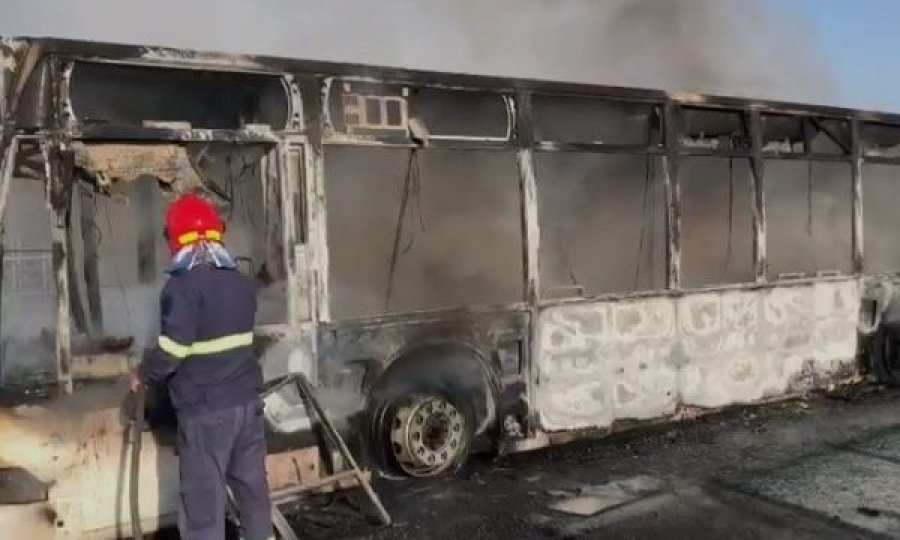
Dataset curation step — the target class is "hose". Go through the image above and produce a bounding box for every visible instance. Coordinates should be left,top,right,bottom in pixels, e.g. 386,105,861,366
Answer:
130,385,145,540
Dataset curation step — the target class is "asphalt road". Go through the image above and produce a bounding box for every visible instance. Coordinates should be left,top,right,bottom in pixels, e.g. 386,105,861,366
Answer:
281,385,900,539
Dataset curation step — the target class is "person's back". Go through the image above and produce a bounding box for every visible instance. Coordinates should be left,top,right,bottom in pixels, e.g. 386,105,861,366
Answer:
162,263,261,416
133,193,273,540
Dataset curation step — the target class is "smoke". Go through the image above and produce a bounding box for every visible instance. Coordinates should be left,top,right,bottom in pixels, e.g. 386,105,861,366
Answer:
1,0,834,105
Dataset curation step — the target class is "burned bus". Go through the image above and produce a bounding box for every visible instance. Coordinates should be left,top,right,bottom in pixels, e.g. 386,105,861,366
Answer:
1,36,898,538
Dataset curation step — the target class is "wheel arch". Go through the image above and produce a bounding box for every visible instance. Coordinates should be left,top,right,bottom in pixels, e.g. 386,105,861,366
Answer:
366,339,501,439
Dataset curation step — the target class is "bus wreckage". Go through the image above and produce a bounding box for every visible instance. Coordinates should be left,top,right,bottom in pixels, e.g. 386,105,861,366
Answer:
2,36,900,538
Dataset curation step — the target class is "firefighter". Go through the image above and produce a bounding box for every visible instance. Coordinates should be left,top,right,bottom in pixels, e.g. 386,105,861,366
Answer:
130,193,272,540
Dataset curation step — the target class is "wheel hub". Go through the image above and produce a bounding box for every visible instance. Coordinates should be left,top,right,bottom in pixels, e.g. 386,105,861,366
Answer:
388,394,466,477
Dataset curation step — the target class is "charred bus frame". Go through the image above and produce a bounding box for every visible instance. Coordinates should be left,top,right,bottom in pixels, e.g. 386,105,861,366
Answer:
1,36,899,487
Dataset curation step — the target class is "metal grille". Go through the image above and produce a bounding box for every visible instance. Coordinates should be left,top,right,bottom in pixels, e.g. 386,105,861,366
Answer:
3,250,53,292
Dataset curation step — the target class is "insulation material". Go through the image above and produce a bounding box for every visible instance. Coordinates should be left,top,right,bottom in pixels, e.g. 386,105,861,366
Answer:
72,143,201,193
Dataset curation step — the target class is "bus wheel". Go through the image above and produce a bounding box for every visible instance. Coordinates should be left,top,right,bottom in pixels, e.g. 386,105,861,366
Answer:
372,388,474,478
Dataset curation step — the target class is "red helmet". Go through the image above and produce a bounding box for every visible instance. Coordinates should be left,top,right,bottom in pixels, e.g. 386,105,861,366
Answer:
164,193,225,254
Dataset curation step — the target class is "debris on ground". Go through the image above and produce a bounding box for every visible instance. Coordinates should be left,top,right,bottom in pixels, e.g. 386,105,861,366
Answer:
548,476,664,516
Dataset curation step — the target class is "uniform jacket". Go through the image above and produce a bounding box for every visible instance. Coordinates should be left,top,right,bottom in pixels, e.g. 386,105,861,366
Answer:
140,243,262,417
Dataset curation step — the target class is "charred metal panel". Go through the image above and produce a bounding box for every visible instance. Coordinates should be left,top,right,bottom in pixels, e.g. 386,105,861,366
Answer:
317,309,529,427
535,279,860,431
319,310,529,375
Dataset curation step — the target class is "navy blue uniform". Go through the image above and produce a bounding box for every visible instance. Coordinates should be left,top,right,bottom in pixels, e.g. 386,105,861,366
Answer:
141,262,272,540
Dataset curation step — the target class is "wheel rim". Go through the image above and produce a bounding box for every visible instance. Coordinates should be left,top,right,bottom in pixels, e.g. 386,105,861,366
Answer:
388,394,467,477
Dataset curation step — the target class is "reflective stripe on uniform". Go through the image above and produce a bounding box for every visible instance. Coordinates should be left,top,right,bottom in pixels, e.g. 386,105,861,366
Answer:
159,332,254,360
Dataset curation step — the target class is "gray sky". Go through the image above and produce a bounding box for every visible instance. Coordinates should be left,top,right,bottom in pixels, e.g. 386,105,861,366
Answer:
0,0,874,110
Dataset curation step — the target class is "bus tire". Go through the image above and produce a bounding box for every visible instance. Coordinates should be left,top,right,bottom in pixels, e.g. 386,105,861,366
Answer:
369,383,477,478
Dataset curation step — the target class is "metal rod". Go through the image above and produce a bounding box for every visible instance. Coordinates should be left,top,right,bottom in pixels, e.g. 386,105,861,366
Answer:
294,374,392,526
851,118,864,274
270,470,358,503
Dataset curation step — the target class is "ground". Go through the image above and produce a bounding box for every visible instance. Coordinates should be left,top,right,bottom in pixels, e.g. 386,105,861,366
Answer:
272,385,900,540
150,385,900,539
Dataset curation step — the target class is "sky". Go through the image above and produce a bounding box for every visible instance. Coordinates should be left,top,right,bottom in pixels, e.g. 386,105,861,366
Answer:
1,0,899,112
791,0,900,111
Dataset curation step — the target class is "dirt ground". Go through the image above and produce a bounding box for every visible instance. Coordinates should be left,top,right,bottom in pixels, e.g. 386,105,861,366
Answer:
276,385,900,539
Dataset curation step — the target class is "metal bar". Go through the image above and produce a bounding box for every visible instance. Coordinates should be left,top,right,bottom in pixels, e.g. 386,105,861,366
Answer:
663,103,681,289
514,91,541,438
748,110,768,283
44,139,73,394
851,118,864,274
860,155,900,165
79,184,103,330
760,151,851,163
516,148,541,304
294,374,392,526
515,94,540,304
275,142,300,328
270,470,357,503
0,136,21,223
677,148,755,158
47,56,74,393
533,141,664,154
809,116,852,155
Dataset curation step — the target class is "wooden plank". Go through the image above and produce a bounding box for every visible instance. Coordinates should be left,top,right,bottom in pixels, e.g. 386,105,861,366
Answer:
265,446,320,492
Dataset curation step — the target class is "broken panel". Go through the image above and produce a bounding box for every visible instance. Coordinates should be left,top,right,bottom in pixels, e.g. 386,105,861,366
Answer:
531,95,659,146
761,114,804,154
765,160,853,278
535,153,666,297
863,163,900,273
413,88,511,140
324,146,523,319
680,107,749,152
69,62,290,130
1,175,55,386
861,122,900,158
809,118,850,156
680,157,755,287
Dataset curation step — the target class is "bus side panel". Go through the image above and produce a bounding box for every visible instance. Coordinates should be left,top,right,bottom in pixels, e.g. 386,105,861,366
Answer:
535,279,860,431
